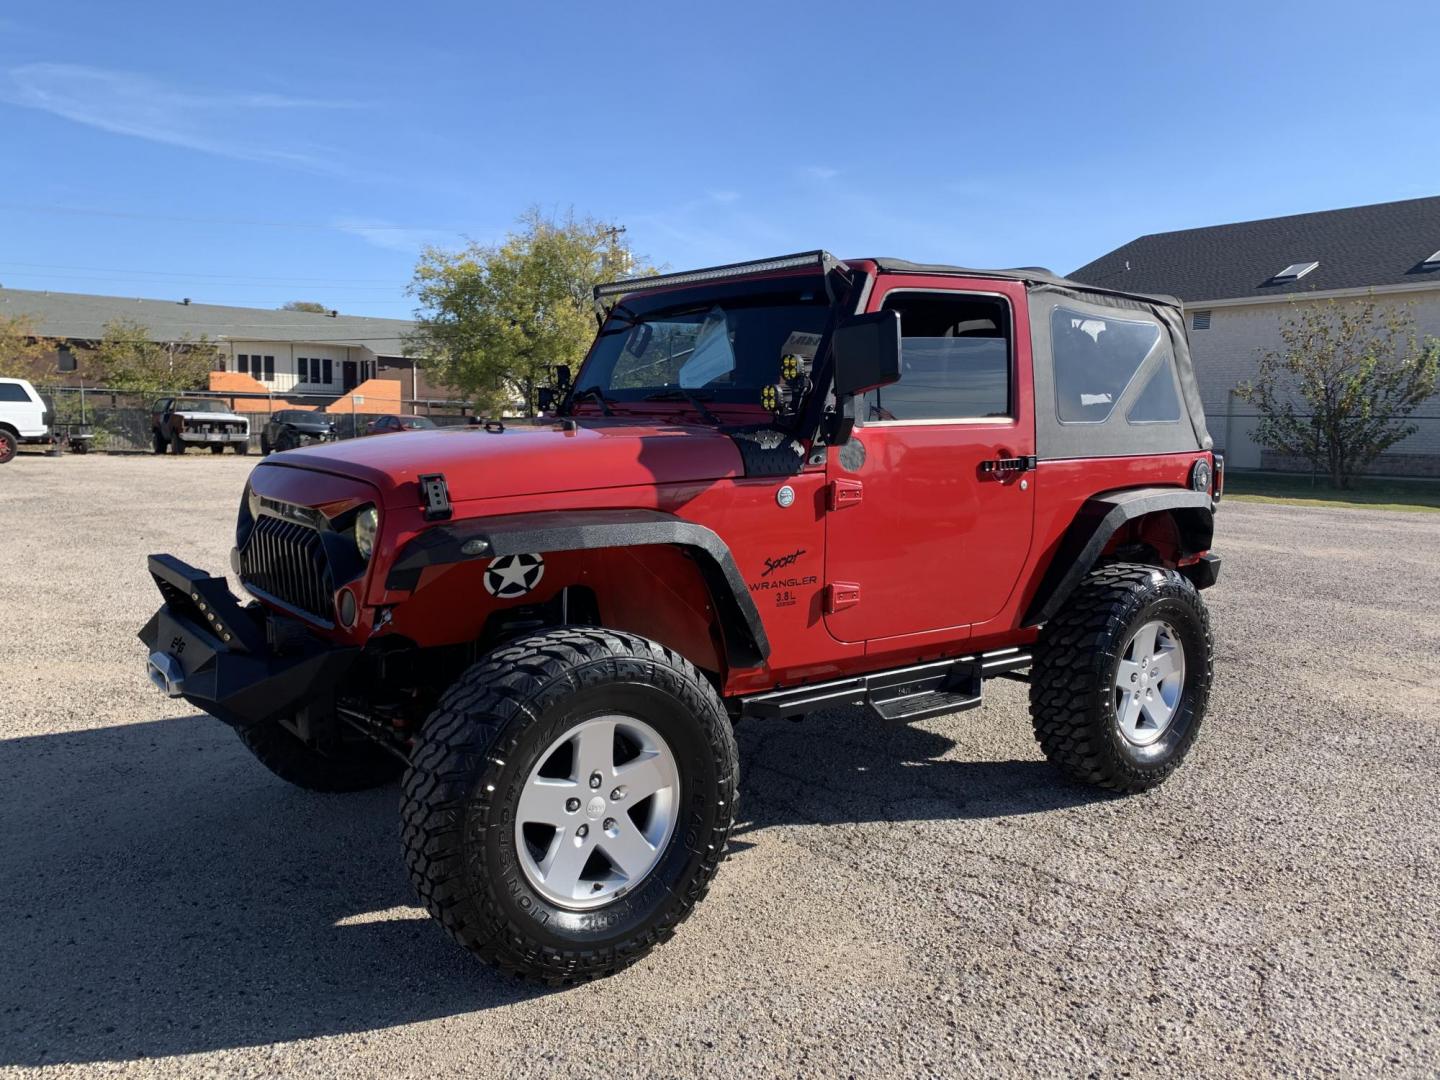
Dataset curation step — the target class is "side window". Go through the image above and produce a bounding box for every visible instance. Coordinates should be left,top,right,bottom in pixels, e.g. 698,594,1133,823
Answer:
1050,307,1167,424
1125,359,1183,423
0,383,30,402
864,292,1010,422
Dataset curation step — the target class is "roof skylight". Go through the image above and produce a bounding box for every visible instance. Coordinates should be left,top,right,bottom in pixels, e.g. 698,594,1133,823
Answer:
1271,261,1319,283
1422,249,1440,268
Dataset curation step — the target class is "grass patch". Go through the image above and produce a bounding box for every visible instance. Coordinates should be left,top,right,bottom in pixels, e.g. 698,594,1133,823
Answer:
1226,470,1440,512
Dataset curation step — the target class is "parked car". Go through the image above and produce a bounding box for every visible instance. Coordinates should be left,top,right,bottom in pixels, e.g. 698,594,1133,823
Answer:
0,377,50,464
150,397,250,455
365,414,437,436
261,409,337,455
140,250,1223,984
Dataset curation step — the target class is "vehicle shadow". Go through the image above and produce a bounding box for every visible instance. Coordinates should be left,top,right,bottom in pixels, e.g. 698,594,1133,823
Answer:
0,715,547,1067
0,707,1107,1065
729,704,1112,847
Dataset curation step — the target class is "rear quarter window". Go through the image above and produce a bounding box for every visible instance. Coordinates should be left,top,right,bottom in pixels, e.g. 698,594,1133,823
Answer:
0,382,34,403
1050,307,1178,424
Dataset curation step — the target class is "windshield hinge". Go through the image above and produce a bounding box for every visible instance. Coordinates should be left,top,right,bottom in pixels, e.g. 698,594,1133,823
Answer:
418,473,453,521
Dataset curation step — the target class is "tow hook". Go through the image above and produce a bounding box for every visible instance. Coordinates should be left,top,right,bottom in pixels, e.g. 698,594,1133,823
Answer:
147,652,186,698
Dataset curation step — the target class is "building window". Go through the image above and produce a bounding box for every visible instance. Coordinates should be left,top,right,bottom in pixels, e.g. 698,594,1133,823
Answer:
263,355,275,380
238,353,249,374
322,357,333,383
1191,310,1212,331
298,357,310,382
57,346,76,372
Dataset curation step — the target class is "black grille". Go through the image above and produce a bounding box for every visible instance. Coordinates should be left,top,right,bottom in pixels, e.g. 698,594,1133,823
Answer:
240,515,335,622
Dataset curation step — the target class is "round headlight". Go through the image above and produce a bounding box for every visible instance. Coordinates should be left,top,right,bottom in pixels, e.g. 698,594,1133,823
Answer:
354,506,379,561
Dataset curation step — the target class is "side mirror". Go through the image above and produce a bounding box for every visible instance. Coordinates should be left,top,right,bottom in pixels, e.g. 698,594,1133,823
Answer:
554,364,572,392
832,310,901,399
536,387,557,412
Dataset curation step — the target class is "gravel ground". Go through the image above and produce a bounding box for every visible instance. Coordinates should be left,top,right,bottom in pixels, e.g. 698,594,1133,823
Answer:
1,454,1437,1078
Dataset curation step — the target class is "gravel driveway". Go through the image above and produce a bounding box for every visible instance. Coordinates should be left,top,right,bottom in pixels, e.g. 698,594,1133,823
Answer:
1,455,1436,1078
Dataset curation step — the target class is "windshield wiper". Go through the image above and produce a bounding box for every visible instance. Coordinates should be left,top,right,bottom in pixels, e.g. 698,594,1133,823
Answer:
569,385,615,417
641,387,722,426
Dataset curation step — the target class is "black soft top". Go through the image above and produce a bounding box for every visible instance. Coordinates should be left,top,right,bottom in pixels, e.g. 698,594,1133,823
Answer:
864,258,1183,311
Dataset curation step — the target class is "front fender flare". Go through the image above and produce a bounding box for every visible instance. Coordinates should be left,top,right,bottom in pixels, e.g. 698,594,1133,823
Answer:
385,508,769,668
1024,487,1215,627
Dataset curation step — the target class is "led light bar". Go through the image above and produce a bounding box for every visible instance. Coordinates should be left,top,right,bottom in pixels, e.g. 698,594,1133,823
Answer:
594,250,839,301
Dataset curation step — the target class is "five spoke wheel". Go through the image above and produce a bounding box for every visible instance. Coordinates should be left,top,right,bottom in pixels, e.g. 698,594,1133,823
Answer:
1113,619,1186,746
515,715,680,909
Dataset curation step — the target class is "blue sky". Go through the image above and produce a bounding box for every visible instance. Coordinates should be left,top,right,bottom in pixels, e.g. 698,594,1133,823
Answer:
2,1,1437,318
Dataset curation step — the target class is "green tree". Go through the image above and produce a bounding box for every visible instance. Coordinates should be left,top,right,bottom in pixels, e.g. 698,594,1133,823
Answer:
1237,298,1439,488
282,301,329,313
82,318,221,395
406,209,653,414
0,313,57,380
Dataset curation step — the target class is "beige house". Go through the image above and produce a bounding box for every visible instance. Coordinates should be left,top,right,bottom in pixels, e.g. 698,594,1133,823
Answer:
1073,196,1440,475
0,287,448,403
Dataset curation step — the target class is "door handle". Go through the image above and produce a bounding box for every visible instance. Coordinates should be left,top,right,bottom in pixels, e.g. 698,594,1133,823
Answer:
979,455,1036,474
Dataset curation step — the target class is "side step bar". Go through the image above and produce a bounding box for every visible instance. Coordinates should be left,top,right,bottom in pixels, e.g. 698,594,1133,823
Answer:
738,647,1032,724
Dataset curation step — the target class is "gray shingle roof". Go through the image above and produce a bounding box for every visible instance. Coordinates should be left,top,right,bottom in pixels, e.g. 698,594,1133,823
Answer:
1070,196,1440,303
0,287,417,356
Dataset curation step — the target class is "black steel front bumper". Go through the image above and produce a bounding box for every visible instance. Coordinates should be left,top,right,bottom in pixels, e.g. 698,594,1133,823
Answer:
137,554,358,729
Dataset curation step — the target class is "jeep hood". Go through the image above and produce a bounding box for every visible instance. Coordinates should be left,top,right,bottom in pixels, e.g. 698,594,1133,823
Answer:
264,420,745,506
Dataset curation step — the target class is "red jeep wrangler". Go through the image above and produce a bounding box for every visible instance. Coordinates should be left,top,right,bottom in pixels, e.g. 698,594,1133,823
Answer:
140,252,1222,983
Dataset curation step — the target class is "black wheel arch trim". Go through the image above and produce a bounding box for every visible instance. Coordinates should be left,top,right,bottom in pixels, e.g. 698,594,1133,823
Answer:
1024,487,1215,627
385,508,770,668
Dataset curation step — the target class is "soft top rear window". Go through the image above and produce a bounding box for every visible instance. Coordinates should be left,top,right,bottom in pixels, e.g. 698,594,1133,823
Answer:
1050,307,1162,424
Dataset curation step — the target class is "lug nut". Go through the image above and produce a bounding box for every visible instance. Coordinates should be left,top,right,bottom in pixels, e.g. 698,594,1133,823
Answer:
610,786,626,800
603,817,616,832
576,824,589,838
565,798,581,813
589,772,602,789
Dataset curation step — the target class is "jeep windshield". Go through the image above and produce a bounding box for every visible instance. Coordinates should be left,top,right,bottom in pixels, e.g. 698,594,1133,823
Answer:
574,280,833,412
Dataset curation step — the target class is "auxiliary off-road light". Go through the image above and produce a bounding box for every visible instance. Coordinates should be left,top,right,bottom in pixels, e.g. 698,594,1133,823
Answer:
760,385,780,411
781,354,801,380
354,506,379,561
593,251,835,301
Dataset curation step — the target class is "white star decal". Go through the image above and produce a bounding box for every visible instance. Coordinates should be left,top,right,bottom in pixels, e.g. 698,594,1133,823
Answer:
484,554,545,598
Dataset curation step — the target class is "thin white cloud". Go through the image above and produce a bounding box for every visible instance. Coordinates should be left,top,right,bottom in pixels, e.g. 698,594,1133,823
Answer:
706,189,741,204
2,62,358,169
803,166,839,181
332,218,452,254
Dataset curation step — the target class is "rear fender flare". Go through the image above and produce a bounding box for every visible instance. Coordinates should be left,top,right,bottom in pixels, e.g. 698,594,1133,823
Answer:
1024,487,1214,627
386,508,769,669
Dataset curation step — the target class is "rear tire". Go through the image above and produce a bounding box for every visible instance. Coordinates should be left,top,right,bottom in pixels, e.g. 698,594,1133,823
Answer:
259,435,271,456
0,429,16,464
401,627,738,984
236,718,404,792
1029,562,1212,794
152,430,167,455
235,441,249,455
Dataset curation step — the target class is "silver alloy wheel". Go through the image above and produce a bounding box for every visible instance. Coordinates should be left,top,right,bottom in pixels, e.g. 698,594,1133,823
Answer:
514,714,680,910
1114,619,1186,747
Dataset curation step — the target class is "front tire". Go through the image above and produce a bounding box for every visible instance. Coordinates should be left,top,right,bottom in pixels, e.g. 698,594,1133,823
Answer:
152,430,167,455
210,444,225,454
401,628,738,984
1030,562,1212,793
236,717,404,792
169,431,186,455
0,429,16,464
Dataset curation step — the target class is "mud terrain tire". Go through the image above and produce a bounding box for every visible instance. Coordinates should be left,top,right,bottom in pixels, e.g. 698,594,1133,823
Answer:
1030,562,1212,794
236,718,404,792
401,627,738,984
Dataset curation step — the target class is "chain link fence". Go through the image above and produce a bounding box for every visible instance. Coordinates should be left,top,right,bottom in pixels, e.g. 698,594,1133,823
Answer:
34,386,477,454
1210,393,1440,478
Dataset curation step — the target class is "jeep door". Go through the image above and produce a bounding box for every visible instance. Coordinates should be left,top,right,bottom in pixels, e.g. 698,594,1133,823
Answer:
823,276,1036,646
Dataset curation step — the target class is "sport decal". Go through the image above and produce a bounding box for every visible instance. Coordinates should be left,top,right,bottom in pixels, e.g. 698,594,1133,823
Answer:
484,553,545,598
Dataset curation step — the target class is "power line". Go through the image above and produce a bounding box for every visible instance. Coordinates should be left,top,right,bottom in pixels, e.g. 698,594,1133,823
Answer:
0,201,497,234
0,260,408,285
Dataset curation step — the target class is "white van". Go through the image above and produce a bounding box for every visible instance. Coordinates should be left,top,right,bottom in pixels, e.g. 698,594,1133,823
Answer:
0,377,49,464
